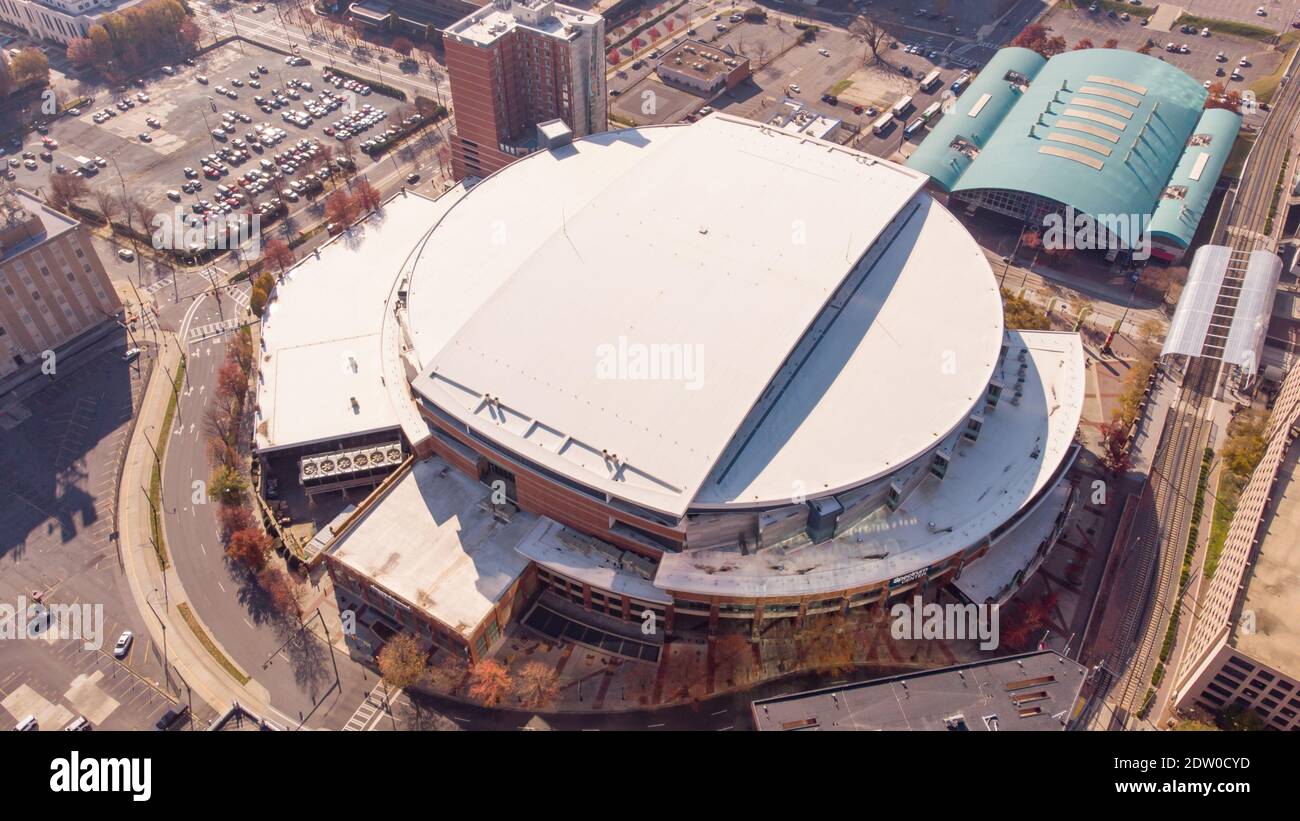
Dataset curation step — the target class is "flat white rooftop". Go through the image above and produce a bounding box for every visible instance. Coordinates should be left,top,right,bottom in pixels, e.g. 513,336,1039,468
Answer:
952,480,1075,605
254,190,461,454
327,456,536,636
654,331,1086,598
516,518,672,604
407,114,1000,518
444,0,586,45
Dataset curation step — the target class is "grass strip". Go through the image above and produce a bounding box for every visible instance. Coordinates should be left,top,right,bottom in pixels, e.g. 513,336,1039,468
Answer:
178,602,251,685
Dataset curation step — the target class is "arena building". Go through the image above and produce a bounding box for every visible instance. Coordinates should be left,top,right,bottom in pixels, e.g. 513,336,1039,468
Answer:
255,113,1086,663
905,48,1241,263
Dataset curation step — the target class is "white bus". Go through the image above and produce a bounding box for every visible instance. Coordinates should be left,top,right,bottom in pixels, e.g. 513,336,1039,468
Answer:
920,101,942,123
872,112,896,136
891,95,914,118
919,69,942,93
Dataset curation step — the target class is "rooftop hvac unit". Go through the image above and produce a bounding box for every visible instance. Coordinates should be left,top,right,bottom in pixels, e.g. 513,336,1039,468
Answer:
1018,348,1028,362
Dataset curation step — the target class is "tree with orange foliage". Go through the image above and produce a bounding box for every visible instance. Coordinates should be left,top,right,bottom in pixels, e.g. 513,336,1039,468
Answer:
468,659,513,706
353,176,382,213
261,237,295,278
516,661,560,708
226,527,271,572
797,615,856,675
1011,24,1066,57
712,633,754,686
258,565,303,620
217,503,254,539
324,189,359,228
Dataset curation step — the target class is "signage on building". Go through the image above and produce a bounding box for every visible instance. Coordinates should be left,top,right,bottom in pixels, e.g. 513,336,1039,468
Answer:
890,566,930,588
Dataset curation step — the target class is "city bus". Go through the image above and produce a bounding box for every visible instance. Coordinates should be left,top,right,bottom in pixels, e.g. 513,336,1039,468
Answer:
891,95,914,118
872,111,896,136
919,69,942,93
903,116,926,139
950,73,972,95
920,101,942,124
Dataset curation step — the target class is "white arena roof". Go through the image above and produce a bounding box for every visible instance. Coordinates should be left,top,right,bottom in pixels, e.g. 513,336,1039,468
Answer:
407,114,1003,518
254,190,462,454
654,331,1086,598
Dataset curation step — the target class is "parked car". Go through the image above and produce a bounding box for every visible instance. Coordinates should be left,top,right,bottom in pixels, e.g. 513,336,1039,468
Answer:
113,629,133,658
154,704,189,731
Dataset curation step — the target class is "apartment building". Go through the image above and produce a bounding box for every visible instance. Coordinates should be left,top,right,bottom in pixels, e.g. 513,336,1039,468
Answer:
442,0,606,180
0,188,121,380
0,0,147,46
1173,365,1300,730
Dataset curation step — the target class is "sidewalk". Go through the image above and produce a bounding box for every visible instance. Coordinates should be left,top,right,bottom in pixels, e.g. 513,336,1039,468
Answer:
117,330,296,726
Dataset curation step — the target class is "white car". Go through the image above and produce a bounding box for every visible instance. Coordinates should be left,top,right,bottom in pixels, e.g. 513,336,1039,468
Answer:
113,630,133,658
818,48,829,56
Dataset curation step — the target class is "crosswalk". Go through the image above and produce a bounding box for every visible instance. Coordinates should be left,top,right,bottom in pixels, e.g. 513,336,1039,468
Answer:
187,317,244,344
343,681,393,731
229,286,250,312
143,276,174,297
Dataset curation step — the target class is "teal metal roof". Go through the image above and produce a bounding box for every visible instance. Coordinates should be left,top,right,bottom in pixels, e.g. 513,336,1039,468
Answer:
904,47,1046,192
906,48,1236,249
1148,107,1241,247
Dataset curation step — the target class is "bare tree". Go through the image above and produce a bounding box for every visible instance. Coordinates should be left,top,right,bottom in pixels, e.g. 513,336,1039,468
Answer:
849,15,890,66
93,188,119,224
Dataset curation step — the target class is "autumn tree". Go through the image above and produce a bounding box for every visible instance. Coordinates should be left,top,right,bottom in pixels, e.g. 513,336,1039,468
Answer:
217,503,255,538
260,238,294,279
1011,24,1066,58
67,38,98,69
392,36,414,56
226,526,270,572
797,615,856,675
1222,410,1268,477
1099,421,1132,475
1103,38,1119,49
0,51,12,96
378,633,429,691
712,634,753,686
352,176,382,212
208,464,247,505
324,189,359,227
1001,289,1051,331
467,659,513,707
9,48,49,87
515,661,560,709
258,565,303,619
1205,81,1242,113
216,358,248,404
1073,38,1094,50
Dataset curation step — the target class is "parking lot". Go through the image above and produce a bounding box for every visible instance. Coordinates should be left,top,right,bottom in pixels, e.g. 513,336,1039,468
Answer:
2,40,423,252
1177,0,1300,31
1043,3,1286,93
0,342,211,730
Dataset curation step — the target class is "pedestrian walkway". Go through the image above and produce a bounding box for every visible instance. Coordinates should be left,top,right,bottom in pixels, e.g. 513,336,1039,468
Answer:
188,317,244,344
342,681,392,731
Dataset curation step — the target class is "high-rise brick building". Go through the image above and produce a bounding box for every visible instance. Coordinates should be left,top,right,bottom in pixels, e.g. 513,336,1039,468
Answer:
0,188,122,380
442,0,607,180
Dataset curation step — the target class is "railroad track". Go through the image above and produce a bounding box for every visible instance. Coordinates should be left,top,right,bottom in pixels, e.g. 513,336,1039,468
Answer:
1099,52,1300,727
1108,359,1215,724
